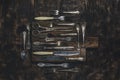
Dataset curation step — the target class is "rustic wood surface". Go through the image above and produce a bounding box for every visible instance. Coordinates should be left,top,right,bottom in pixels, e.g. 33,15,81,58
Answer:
0,0,120,80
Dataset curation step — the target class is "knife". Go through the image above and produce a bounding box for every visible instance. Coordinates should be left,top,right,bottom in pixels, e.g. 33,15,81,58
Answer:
33,51,80,56
54,51,80,56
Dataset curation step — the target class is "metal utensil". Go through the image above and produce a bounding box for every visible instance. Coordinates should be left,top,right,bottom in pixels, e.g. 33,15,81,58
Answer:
54,51,80,56
37,63,69,68
56,23,75,26
32,51,79,56
81,23,86,60
63,11,80,14
21,31,27,60
67,57,84,61
81,22,86,47
76,24,80,51
33,51,53,55
32,46,74,51
22,31,27,50
35,24,73,32
26,24,31,49
33,41,61,46
45,37,72,42
60,33,77,36
44,46,74,50
34,16,65,21
56,68,79,72
51,10,80,15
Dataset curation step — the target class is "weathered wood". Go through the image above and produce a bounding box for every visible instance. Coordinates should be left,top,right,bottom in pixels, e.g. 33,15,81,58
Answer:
0,0,120,80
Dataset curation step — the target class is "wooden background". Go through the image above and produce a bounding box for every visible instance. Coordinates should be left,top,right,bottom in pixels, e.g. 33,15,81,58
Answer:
0,0,120,80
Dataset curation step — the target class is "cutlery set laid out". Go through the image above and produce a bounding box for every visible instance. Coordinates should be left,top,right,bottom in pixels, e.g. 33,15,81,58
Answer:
30,10,86,69
31,22,85,63
20,9,98,71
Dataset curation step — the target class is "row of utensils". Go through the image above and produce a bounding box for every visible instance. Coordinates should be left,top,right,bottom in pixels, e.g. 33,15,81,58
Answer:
20,10,86,61
20,26,86,59
35,10,80,21
32,22,86,51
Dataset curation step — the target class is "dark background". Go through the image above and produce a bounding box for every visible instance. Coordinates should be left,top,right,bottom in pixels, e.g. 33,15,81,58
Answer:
0,0,120,80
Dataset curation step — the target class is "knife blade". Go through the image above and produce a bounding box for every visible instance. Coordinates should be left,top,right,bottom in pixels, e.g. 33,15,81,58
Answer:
54,51,80,56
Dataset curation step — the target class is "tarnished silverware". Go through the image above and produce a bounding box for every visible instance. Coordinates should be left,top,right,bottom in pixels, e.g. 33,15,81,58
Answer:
60,33,77,36
21,31,27,60
56,23,75,26
67,57,84,61
26,24,31,49
37,63,69,68
54,51,80,56
81,22,86,47
33,41,61,46
76,24,80,51
32,23,73,33
63,11,80,14
32,46,74,50
44,46,74,50
33,51,79,56
45,37,72,42
56,68,80,72
22,31,27,50
51,10,80,15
